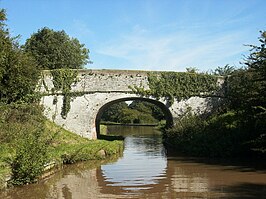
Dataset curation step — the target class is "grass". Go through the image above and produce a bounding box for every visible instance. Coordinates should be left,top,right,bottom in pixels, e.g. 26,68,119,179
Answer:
100,124,107,135
0,120,124,188
46,120,124,163
0,144,13,189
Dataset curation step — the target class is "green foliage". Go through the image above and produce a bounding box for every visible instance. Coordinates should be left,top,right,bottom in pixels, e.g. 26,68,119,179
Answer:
129,100,165,121
100,125,108,135
164,111,251,157
0,104,43,183
0,103,44,143
51,69,78,92
101,102,128,123
130,72,218,105
0,9,7,22
118,108,144,124
186,67,199,73
0,9,40,104
227,31,266,140
245,31,266,78
24,27,90,69
10,127,49,185
213,64,235,76
228,70,259,114
0,104,51,185
50,69,78,119
101,100,164,124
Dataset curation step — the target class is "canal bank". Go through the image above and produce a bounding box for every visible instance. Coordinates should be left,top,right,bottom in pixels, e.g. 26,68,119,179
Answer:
0,122,123,189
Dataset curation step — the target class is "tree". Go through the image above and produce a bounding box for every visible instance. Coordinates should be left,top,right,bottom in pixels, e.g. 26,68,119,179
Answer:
0,9,39,103
101,102,128,123
245,31,266,78
227,31,266,153
117,108,141,124
186,67,199,73
244,31,266,121
24,27,90,69
229,31,266,117
129,100,165,121
213,64,235,76
101,100,163,124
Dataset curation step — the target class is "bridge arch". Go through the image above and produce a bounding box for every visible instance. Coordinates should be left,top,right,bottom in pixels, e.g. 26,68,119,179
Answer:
95,97,173,138
40,69,223,139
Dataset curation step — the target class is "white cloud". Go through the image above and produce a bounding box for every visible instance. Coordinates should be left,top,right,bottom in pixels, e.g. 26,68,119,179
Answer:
67,19,94,40
96,25,248,71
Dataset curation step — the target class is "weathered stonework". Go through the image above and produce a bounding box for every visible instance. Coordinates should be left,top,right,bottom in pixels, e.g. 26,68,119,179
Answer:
40,69,223,139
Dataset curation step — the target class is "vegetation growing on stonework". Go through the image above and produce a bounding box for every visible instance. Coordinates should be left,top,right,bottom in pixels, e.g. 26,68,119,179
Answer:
50,69,78,119
130,72,219,105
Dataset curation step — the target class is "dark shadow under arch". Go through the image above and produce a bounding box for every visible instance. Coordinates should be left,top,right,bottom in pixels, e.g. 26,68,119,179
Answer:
95,97,173,138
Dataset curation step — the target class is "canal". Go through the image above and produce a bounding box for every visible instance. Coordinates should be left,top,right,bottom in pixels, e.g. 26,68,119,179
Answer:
1,126,265,198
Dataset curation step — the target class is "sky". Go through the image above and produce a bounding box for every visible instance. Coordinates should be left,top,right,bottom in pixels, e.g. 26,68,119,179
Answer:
0,0,265,72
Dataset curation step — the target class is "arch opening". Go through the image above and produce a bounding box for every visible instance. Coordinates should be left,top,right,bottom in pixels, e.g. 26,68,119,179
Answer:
95,97,173,138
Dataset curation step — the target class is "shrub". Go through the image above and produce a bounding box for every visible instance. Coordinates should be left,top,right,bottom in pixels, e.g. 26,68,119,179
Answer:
0,104,51,185
164,111,255,157
10,126,49,185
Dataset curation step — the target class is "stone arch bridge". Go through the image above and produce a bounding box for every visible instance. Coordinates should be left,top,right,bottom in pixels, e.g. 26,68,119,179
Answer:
40,69,223,139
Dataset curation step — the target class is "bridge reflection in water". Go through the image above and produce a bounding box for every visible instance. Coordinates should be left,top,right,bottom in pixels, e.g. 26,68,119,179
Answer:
1,126,266,199
97,126,212,198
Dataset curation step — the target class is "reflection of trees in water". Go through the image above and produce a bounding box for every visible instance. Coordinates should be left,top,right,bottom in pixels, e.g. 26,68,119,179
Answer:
108,126,166,156
128,136,165,157
62,184,72,199
166,157,266,198
107,125,161,136
215,183,266,198
0,182,50,199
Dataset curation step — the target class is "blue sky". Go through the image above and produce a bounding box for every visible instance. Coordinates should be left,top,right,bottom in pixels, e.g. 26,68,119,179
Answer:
1,0,265,72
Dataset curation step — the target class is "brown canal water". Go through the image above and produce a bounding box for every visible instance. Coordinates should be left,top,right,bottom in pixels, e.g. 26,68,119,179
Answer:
1,126,266,199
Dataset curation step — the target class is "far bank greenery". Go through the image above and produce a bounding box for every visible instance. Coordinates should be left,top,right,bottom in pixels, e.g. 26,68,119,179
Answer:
0,8,122,187
101,100,165,125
